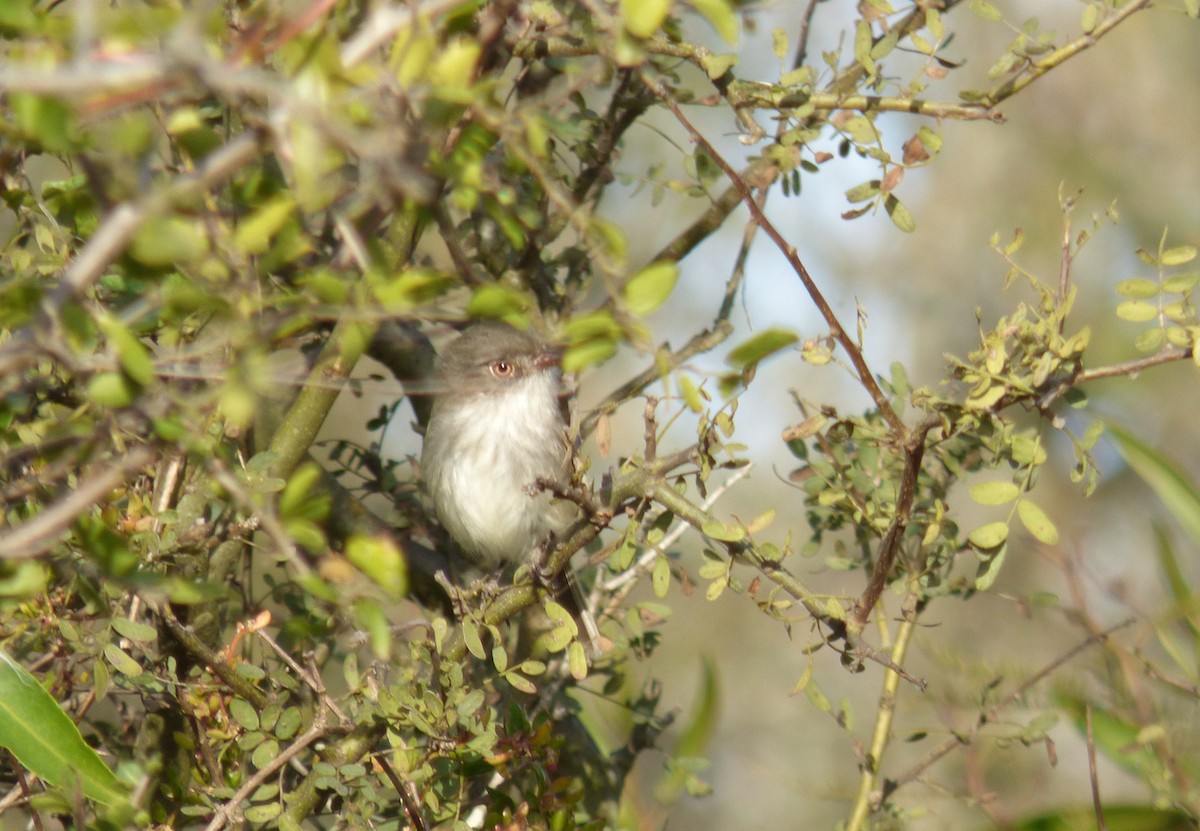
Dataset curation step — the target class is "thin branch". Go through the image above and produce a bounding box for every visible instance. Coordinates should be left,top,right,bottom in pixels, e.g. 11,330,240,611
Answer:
845,598,920,831
850,417,939,634
792,0,825,71
980,0,1154,108
156,604,270,709
1086,704,1108,831
641,73,905,436
580,321,734,437
1038,346,1192,409
0,445,156,559
53,132,260,306
203,717,330,831
885,618,1134,797
726,85,1003,122
255,628,349,725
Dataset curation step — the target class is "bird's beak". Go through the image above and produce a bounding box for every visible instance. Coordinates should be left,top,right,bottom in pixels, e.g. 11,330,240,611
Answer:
533,348,562,371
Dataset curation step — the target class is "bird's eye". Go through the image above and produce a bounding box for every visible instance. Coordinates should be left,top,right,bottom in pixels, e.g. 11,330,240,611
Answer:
490,359,514,378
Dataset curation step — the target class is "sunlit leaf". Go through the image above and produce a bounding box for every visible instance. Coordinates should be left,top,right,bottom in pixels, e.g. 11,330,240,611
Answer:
0,649,129,806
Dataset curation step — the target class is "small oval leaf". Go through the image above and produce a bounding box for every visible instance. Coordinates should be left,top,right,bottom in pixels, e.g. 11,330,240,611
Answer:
623,261,680,316
1017,500,1060,545
968,521,1009,550
969,481,1020,506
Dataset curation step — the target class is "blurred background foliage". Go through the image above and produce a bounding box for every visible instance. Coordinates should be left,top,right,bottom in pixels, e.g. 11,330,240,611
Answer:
1,0,1199,829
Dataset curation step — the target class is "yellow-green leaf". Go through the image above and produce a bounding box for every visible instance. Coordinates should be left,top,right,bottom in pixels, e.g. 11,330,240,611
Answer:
1109,423,1200,550
701,520,745,543
726,328,798,367
969,481,1020,506
885,194,916,232
1161,245,1198,266
621,0,670,38
234,196,296,255
345,535,408,598
96,316,155,386
0,649,129,807
652,554,670,598
623,261,679,316
691,0,738,43
968,521,1008,550
1116,278,1158,298
1017,500,1059,545
1116,300,1158,322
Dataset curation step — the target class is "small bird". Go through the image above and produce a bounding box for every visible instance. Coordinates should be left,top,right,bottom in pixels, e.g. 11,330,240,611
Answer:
420,321,597,646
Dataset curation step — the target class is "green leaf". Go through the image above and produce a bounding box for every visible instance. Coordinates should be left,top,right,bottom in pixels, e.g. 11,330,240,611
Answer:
463,620,486,660
345,535,408,598
884,194,916,232
701,520,745,542
96,316,155,386
467,284,530,324
621,0,671,38
1016,500,1059,545
11,93,75,153
969,481,1020,506
691,0,738,43
1109,423,1200,550
103,643,142,677
1080,3,1099,33
87,372,138,408
130,215,207,267
1163,273,1200,293
568,641,588,681
726,328,798,367
968,521,1009,550
1115,278,1159,299
700,52,738,80
969,0,1003,22
974,543,1007,590
562,336,617,373
652,554,671,598
623,261,679,316
234,195,296,256
845,180,881,203
229,698,260,730
244,802,283,823
1116,300,1158,322
541,600,577,652
109,617,158,644
0,649,129,806
1134,328,1165,352
1161,245,1198,266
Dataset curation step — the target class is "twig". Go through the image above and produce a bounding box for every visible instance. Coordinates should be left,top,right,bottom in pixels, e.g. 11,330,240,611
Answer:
601,463,754,593
157,604,270,709
0,445,156,559
375,755,429,831
255,628,349,725
792,0,825,71
1038,346,1192,409
980,0,1154,108
202,717,330,831
641,72,905,436
208,462,315,581
1086,704,1107,831
845,598,920,831
52,133,260,306
885,618,1134,798
849,417,939,633
580,322,733,437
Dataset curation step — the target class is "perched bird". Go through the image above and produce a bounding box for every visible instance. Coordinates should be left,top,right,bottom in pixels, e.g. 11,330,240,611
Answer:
420,320,597,646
